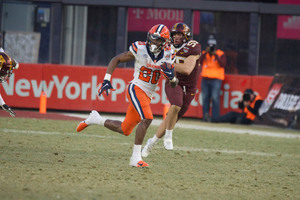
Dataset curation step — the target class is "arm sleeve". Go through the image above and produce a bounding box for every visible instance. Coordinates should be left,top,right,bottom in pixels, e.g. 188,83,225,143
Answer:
129,42,138,58
238,101,244,110
216,52,227,68
199,51,206,64
247,100,263,116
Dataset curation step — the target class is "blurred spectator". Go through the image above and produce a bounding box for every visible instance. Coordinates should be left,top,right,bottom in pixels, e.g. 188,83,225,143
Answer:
200,35,226,121
225,40,238,74
211,89,263,125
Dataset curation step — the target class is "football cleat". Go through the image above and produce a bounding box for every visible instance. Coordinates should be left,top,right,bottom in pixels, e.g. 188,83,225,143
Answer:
141,138,155,157
130,160,149,168
76,121,88,132
164,139,173,150
76,110,102,132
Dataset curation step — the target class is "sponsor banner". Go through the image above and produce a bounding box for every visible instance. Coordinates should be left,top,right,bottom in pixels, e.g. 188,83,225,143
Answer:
277,0,300,40
0,63,272,118
127,8,200,34
257,74,300,129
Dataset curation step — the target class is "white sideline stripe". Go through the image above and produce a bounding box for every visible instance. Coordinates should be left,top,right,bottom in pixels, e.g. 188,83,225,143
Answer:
174,124,300,139
67,113,300,139
0,128,115,139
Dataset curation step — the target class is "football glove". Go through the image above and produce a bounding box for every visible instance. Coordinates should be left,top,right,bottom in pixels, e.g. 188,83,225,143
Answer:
170,77,179,88
98,80,115,96
160,62,175,80
1,104,16,117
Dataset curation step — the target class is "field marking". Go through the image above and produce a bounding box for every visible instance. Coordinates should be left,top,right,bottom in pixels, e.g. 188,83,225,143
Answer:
174,146,299,158
0,128,116,139
67,113,300,139
174,124,300,139
1,128,299,158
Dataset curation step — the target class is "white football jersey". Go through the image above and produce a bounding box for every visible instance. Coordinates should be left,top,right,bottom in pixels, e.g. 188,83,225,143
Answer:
129,41,175,99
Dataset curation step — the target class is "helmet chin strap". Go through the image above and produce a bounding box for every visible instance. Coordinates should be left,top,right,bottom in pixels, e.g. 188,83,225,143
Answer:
174,43,183,48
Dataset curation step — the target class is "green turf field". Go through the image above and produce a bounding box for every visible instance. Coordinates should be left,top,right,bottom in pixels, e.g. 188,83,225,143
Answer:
1,117,300,200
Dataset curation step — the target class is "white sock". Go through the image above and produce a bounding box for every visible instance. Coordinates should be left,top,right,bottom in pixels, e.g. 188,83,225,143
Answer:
88,111,106,126
164,129,173,140
131,144,142,161
98,116,106,126
151,135,160,143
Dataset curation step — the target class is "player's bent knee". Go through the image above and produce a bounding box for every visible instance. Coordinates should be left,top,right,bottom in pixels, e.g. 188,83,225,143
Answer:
172,105,182,113
140,118,152,128
122,128,133,136
121,126,134,136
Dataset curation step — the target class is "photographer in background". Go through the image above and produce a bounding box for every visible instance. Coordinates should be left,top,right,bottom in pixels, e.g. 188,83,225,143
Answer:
200,35,226,121
211,89,263,125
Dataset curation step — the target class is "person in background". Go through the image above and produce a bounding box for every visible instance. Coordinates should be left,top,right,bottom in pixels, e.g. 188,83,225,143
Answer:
141,22,201,157
211,89,263,124
76,24,178,168
200,35,226,121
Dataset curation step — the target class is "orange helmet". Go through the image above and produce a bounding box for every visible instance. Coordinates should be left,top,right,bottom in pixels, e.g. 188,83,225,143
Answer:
147,24,170,53
0,52,14,83
171,22,191,48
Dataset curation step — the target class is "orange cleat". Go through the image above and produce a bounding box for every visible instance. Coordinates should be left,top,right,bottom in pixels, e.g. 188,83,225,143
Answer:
135,161,149,168
76,121,88,132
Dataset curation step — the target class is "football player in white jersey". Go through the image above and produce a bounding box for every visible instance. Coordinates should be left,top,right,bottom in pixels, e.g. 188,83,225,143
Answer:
142,22,201,157
77,24,178,168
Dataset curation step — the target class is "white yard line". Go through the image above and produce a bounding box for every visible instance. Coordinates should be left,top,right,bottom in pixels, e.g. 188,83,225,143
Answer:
67,113,300,139
1,128,298,158
0,129,300,158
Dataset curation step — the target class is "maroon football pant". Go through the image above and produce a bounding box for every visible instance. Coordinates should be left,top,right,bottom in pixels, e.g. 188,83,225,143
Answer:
165,82,195,121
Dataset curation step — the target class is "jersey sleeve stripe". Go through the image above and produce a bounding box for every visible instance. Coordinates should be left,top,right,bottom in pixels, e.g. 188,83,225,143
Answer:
171,53,175,60
132,43,138,54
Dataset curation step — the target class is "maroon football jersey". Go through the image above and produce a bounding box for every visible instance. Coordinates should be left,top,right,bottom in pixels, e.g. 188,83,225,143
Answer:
174,40,201,93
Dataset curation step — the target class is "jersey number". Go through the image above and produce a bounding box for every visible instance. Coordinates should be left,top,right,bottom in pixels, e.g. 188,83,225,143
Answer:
139,66,161,84
187,40,198,48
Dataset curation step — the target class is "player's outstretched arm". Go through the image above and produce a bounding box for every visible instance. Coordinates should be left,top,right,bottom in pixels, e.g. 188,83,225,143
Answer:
174,55,199,75
98,51,135,96
160,62,178,88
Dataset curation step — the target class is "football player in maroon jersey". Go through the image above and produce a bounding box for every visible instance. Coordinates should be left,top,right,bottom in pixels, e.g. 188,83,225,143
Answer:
142,22,202,157
0,52,18,117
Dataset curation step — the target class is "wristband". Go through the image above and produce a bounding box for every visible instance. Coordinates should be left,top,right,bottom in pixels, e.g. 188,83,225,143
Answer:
104,73,111,81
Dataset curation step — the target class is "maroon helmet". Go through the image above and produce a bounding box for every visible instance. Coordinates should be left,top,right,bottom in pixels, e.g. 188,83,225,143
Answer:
170,22,191,48
0,52,14,83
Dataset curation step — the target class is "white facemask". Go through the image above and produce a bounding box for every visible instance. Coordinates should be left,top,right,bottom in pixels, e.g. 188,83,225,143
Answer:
150,44,160,53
